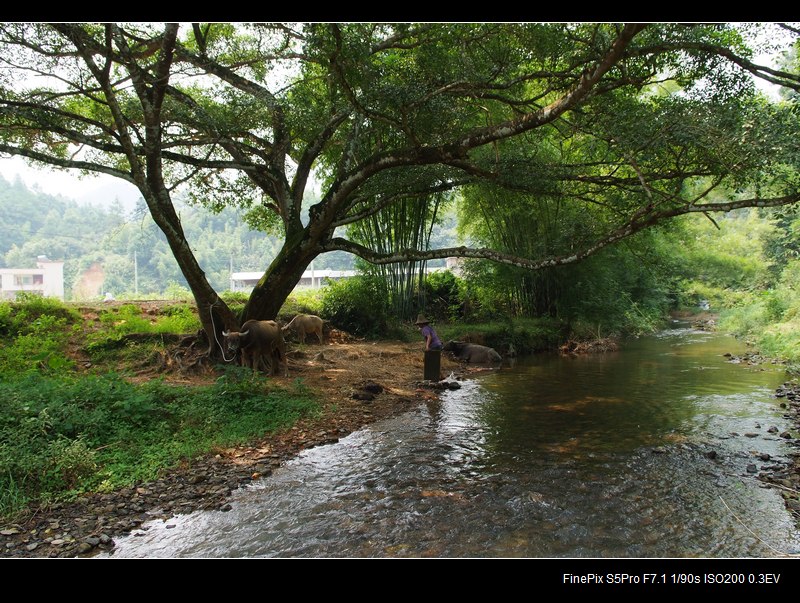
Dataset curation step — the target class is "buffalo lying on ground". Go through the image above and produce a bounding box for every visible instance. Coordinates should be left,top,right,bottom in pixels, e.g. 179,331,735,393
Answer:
223,319,288,376
282,313,325,344
443,340,502,363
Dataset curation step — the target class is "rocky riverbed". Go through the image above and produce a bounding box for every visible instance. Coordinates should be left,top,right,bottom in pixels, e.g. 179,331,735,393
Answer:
758,381,800,526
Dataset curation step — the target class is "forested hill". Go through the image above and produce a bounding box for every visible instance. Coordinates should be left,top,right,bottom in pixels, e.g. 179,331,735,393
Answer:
0,174,357,299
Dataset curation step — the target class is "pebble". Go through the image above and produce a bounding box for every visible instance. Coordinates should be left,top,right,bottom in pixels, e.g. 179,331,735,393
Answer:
746,464,758,474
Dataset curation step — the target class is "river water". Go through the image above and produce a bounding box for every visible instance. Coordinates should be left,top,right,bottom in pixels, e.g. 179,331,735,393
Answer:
108,324,800,558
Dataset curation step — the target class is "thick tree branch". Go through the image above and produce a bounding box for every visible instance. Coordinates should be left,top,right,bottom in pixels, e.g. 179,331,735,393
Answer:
626,39,800,91
293,109,351,206
323,192,800,270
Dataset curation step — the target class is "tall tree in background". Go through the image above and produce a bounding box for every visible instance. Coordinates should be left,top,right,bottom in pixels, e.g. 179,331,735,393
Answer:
0,23,798,355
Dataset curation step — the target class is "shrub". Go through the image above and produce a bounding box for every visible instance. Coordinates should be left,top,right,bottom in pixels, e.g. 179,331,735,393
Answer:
320,275,391,337
419,271,466,322
0,299,76,376
437,316,563,354
86,303,200,353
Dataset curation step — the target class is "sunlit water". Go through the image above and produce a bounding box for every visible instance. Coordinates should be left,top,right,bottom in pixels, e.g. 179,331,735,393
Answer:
108,324,800,557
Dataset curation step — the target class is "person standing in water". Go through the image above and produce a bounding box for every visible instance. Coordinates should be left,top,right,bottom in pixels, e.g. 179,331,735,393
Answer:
415,314,442,351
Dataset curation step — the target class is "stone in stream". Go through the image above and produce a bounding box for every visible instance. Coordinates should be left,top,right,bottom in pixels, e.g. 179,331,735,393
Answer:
746,464,759,474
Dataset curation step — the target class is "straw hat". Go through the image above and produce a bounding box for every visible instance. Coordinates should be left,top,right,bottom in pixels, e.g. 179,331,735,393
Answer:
414,314,430,325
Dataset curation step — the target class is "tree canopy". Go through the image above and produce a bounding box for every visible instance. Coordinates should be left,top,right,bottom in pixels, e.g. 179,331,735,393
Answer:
0,22,798,354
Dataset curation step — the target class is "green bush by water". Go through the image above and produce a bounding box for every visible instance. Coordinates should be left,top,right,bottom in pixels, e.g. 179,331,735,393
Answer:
320,275,391,337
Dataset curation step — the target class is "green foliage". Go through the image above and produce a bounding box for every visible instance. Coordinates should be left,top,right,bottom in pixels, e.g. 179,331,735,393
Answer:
0,370,318,517
85,303,200,353
716,249,800,363
0,295,78,375
3,293,80,333
279,289,324,319
320,275,391,337
164,281,192,301
418,270,467,322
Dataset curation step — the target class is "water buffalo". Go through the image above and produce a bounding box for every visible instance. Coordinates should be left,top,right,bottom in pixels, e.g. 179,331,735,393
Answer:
223,319,288,376
443,340,502,363
282,313,324,344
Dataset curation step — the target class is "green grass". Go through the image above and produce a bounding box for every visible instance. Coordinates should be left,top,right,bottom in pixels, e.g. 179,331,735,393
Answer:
0,369,318,517
85,303,201,356
0,296,320,519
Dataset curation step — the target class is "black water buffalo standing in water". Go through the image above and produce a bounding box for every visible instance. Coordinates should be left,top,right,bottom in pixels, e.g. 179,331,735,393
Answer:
443,340,502,363
223,319,288,376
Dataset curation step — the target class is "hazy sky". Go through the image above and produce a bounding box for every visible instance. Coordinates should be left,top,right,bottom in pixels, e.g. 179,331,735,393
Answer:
0,155,141,209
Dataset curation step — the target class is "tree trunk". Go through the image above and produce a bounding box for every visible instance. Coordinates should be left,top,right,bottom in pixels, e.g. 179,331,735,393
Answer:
143,190,241,358
241,238,321,322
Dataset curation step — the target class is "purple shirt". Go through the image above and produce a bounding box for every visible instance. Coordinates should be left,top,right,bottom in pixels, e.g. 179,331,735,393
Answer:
421,324,442,350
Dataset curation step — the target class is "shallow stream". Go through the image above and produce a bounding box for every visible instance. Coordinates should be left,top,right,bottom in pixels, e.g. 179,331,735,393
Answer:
108,324,800,557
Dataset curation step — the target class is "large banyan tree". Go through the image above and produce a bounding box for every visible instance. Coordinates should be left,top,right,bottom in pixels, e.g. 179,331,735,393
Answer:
0,23,798,354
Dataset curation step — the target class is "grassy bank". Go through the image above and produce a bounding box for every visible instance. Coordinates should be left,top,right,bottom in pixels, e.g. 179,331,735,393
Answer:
715,262,800,370
0,294,582,520
0,296,318,518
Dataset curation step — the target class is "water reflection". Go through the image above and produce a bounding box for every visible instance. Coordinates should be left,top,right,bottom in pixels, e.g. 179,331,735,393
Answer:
108,327,800,558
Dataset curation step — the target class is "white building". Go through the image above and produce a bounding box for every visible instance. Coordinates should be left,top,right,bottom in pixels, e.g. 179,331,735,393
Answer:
0,255,65,300
230,260,459,293
230,268,358,292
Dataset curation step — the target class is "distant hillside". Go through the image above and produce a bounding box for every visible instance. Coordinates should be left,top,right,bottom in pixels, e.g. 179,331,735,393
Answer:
0,175,357,299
